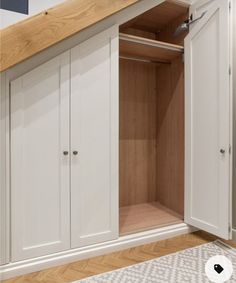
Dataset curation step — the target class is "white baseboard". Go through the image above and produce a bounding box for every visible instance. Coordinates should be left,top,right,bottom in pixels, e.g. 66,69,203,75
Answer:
0,223,195,280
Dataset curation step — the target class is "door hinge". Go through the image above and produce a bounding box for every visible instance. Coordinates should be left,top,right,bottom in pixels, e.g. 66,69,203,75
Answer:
229,1,231,11
229,223,231,233
229,66,231,76
229,145,232,154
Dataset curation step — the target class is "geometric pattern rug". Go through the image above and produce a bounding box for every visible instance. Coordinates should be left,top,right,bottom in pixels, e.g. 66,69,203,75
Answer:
74,241,236,283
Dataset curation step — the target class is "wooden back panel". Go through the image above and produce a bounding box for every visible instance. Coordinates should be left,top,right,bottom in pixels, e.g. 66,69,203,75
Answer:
156,56,184,216
119,58,158,207
119,55,184,217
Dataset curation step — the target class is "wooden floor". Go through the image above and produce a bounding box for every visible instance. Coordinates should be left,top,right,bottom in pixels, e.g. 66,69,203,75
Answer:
119,202,183,235
3,231,236,283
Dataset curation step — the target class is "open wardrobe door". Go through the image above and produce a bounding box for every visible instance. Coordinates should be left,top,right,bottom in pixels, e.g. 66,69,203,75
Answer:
185,0,232,239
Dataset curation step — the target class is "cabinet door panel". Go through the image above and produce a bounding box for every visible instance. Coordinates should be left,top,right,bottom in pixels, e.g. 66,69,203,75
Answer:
185,0,231,239
11,52,70,261
71,26,119,248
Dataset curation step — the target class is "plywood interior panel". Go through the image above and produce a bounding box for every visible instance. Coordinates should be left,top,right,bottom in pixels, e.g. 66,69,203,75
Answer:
119,58,158,207
120,202,183,235
119,0,186,235
119,55,184,234
156,12,189,45
120,28,157,40
120,1,188,34
156,56,184,216
120,0,189,45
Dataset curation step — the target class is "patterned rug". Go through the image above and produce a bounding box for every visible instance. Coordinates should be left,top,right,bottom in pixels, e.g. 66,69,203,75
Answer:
73,241,236,283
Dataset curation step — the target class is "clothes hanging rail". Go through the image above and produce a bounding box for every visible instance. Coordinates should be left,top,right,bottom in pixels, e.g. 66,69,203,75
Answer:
119,55,171,65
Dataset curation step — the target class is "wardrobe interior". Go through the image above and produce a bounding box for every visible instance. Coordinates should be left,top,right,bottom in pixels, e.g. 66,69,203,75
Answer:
119,0,189,235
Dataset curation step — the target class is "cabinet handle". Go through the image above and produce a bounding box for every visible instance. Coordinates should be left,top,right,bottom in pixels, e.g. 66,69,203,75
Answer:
63,151,69,156
73,151,78,156
220,149,225,154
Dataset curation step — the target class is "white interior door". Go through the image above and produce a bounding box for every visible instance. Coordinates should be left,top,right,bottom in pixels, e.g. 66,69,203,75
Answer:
185,0,232,239
71,26,119,248
11,52,70,261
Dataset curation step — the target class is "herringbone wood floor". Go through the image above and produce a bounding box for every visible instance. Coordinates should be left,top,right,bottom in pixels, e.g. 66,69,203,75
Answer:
3,231,236,283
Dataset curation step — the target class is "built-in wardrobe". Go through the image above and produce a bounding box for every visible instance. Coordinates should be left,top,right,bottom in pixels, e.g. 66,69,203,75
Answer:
0,0,234,279
119,2,187,235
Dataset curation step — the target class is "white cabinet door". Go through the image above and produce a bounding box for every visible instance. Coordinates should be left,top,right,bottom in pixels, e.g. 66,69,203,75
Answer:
11,52,70,261
71,26,119,248
185,0,232,239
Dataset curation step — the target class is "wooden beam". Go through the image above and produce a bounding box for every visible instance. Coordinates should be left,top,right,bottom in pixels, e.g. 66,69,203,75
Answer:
0,0,139,72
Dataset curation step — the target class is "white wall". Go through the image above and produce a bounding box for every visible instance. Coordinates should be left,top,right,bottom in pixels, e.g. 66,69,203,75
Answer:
0,0,66,29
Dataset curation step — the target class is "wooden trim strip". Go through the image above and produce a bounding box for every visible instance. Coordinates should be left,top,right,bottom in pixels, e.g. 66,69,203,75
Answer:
120,33,184,62
0,0,139,72
119,33,184,52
